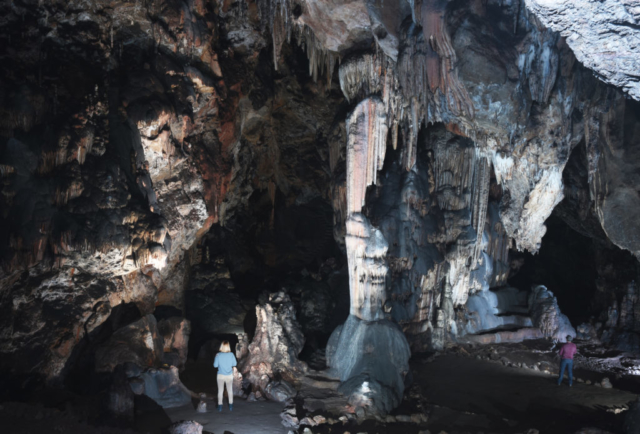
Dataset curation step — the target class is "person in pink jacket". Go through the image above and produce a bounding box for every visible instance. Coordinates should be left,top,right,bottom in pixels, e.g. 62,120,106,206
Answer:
557,335,577,386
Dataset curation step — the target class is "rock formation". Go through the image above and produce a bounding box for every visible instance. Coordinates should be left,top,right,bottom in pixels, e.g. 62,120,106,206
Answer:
528,285,577,342
95,315,164,373
239,291,307,392
158,317,191,370
526,0,640,101
130,366,193,409
326,88,411,415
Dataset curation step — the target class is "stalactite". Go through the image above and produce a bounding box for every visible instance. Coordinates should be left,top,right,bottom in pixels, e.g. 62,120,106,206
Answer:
346,97,389,215
470,153,491,265
295,25,338,86
255,0,293,70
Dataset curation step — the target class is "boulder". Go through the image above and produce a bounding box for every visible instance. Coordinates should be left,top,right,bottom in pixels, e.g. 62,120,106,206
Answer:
168,421,203,434
264,380,297,402
136,366,193,408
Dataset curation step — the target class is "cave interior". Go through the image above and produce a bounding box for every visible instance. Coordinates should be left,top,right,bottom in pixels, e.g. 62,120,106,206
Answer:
2,0,640,433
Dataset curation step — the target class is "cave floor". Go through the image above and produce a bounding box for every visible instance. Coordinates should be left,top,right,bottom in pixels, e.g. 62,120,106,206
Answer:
177,361,289,434
411,353,638,433
136,350,639,434
163,400,289,434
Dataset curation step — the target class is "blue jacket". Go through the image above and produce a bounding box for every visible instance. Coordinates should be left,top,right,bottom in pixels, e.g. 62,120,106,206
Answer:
214,352,237,375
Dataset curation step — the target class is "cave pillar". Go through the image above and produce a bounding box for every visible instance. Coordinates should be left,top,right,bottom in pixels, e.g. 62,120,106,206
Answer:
327,97,410,415
345,96,390,321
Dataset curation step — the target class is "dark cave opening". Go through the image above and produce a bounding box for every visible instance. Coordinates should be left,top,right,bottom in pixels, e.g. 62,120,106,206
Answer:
508,214,600,325
508,137,640,328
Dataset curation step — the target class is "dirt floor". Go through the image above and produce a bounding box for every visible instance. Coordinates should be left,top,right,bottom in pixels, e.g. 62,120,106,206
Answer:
173,361,288,434
411,353,637,433
137,346,640,434
163,400,289,434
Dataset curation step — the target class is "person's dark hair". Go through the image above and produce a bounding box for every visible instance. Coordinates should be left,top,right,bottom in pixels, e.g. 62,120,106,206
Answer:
566,335,573,342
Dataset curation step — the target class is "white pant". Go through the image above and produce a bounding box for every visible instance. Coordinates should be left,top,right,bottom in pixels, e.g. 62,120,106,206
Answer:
217,374,233,405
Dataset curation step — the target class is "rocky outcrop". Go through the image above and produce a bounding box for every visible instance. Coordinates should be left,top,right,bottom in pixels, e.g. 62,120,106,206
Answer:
529,285,576,342
168,420,203,434
240,291,307,392
601,282,640,352
95,315,164,373
526,0,640,101
0,268,115,384
158,317,191,370
130,366,193,409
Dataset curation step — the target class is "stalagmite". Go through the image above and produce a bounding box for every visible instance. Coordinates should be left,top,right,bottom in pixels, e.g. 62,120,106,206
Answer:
345,213,389,321
327,93,410,415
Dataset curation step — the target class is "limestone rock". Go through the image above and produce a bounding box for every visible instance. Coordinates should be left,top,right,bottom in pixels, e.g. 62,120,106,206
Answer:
168,421,203,434
0,268,114,383
136,366,193,409
95,315,164,373
526,0,640,101
185,264,247,335
264,380,297,402
158,317,191,370
326,315,410,414
240,291,307,389
528,285,576,341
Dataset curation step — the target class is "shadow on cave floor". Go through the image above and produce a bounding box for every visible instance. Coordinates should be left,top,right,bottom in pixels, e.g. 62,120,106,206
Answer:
412,354,637,433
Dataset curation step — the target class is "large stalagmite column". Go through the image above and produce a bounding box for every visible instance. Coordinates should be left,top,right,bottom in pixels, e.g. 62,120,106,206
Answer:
327,97,410,415
345,97,390,321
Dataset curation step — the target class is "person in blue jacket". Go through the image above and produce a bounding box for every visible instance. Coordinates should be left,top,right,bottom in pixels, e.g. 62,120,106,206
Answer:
213,340,237,411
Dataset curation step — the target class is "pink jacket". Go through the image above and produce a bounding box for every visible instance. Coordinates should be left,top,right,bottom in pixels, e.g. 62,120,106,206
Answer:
559,342,577,360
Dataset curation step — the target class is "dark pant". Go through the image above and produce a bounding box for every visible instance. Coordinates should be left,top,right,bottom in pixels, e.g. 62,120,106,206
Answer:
558,358,573,385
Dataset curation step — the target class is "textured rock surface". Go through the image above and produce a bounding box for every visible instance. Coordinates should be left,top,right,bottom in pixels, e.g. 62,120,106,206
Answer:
264,380,297,402
95,315,164,373
135,366,193,409
168,420,203,434
158,317,191,370
529,285,576,341
326,315,411,414
185,262,247,335
240,291,307,391
526,0,640,101
0,268,115,383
